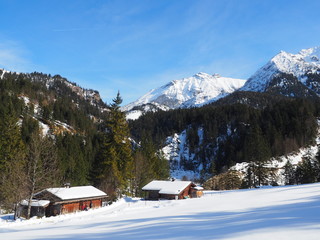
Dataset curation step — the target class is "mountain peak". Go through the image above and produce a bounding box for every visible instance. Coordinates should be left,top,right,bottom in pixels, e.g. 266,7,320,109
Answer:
193,72,222,79
122,72,246,120
240,47,320,95
193,72,211,78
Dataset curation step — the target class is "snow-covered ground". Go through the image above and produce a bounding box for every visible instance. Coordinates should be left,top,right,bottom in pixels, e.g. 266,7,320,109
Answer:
1,183,320,240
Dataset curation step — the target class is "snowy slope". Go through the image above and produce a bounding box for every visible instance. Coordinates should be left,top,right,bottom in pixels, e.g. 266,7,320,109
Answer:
1,183,320,240
162,128,205,180
122,72,246,120
241,47,320,92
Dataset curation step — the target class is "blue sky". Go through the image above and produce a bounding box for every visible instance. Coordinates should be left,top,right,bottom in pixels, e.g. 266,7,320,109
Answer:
0,0,320,105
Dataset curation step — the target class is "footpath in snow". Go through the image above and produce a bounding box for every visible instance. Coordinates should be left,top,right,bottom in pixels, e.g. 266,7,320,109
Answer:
1,183,320,240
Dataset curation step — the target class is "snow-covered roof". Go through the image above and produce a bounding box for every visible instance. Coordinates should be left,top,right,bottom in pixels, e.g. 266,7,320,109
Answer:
142,180,192,195
40,186,107,201
20,199,50,207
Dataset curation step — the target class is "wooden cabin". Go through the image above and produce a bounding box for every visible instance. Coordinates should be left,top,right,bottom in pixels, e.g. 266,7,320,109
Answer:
18,186,107,218
142,180,203,200
18,200,50,218
190,186,204,198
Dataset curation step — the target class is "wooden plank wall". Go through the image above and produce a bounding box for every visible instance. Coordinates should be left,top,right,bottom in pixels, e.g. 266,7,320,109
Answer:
61,199,102,214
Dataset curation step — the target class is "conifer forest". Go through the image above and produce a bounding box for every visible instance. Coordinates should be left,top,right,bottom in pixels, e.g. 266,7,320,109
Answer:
1,69,320,214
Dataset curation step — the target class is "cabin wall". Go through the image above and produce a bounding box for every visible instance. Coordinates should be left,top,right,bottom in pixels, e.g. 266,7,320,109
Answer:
159,194,176,200
190,189,203,198
46,204,62,217
180,184,192,199
145,190,160,200
57,199,103,215
62,202,80,214
18,205,46,218
91,199,102,208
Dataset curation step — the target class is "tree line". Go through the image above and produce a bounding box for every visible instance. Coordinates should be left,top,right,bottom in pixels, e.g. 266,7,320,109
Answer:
0,72,169,219
204,151,320,190
130,96,319,179
1,69,320,219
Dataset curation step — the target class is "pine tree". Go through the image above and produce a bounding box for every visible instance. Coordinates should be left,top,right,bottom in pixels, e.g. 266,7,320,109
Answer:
284,160,295,185
96,92,133,199
244,124,271,186
296,155,316,184
314,148,320,182
242,162,255,188
0,104,27,219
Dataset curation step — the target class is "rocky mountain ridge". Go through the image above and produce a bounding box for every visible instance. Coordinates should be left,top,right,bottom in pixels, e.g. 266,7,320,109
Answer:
0,69,104,108
122,72,246,120
240,47,320,97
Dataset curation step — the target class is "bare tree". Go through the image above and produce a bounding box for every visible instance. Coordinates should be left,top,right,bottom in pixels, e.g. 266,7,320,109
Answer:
1,154,28,219
25,132,61,219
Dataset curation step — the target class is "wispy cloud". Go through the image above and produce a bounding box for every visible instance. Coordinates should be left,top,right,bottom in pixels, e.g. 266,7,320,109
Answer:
0,40,34,72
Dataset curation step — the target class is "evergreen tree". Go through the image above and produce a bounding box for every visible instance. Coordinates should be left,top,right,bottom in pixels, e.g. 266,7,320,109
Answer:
0,103,27,219
295,155,316,184
244,124,271,186
95,92,134,199
314,149,320,182
56,134,91,185
132,138,169,196
242,162,255,188
284,160,295,185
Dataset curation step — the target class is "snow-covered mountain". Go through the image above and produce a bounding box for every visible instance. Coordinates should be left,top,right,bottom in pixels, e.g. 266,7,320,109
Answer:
122,72,246,120
240,47,320,96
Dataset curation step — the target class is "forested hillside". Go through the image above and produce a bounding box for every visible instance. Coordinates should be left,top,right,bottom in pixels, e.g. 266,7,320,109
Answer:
1,66,320,218
130,94,320,178
0,70,168,218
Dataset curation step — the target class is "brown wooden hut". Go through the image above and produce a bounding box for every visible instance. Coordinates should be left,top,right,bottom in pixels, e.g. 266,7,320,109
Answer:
142,180,203,200
19,186,107,218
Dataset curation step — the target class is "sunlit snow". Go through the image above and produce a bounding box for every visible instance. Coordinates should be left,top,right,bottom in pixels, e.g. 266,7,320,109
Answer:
122,72,246,119
241,46,320,92
1,183,320,240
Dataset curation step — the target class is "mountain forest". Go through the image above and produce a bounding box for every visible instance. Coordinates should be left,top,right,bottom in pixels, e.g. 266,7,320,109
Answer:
1,66,320,216
0,70,169,217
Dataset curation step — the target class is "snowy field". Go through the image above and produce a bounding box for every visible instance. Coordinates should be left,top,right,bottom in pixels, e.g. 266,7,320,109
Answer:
1,183,320,240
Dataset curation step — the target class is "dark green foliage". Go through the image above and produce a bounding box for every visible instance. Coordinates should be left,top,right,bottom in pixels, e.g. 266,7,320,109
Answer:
56,133,97,186
0,71,169,208
284,161,296,185
21,115,40,143
296,155,317,184
0,70,106,132
242,163,255,188
0,99,28,216
243,124,271,186
266,73,319,98
305,73,320,94
130,96,318,176
2,65,320,210
132,138,169,197
315,149,320,182
0,70,106,185
92,93,134,198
